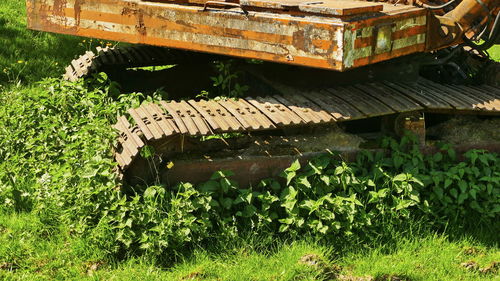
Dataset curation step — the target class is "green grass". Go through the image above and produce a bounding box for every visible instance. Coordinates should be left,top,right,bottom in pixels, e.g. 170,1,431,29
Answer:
1,212,499,280
0,0,499,280
0,0,118,86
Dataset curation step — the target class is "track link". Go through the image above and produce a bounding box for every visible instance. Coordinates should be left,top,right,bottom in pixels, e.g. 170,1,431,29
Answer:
63,45,213,81
114,78,500,169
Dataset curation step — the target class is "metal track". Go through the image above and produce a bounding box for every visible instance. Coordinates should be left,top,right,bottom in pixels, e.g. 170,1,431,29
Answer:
62,46,500,171
63,45,213,81
114,79,500,169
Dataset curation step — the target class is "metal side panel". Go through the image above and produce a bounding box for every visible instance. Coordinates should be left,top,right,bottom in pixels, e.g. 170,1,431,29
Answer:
26,0,427,71
343,11,427,69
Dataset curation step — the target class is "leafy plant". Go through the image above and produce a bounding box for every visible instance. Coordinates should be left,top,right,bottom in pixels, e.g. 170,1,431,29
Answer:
1,73,498,263
210,60,249,98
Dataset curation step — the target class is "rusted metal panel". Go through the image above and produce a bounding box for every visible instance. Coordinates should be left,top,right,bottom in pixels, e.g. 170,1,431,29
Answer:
240,0,384,16
162,142,500,187
27,0,427,71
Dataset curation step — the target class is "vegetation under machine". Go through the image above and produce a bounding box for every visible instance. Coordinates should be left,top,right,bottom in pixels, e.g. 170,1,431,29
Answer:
26,0,500,185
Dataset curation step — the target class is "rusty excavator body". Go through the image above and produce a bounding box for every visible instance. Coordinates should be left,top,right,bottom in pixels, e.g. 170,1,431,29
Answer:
26,0,500,186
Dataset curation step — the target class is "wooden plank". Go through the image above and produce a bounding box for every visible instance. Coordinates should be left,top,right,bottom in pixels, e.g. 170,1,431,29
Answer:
159,100,190,134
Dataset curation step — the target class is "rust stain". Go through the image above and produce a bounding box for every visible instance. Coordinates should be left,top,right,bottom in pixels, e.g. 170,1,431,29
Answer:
74,0,85,26
122,7,147,36
174,19,195,29
137,10,147,36
52,0,66,16
292,29,306,51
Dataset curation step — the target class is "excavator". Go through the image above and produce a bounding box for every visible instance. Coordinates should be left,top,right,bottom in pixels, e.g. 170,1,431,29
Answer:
26,0,499,186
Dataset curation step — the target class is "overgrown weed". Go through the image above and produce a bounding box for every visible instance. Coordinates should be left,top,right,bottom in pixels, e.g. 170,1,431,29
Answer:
1,74,498,264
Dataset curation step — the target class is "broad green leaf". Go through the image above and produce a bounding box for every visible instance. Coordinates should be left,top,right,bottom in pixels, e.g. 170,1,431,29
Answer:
449,188,458,198
458,181,467,193
434,187,444,199
457,193,468,204
335,166,344,175
221,197,233,209
444,178,452,189
393,173,407,182
433,152,443,162
297,176,310,188
287,160,301,172
469,189,477,200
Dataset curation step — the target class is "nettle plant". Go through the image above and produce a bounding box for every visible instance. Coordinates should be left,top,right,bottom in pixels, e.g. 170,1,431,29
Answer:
100,137,498,257
422,148,500,222
210,60,249,98
0,73,497,259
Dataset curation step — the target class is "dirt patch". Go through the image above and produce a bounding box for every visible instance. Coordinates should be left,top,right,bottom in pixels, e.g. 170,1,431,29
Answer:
427,116,500,145
479,261,499,274
298,253,341,279
0,262,19,271
181,271,204,280
374,274,412,281
461,260,499,274
462,246,484,256
460,260,479,270
85,261,105,275
337,274,374,281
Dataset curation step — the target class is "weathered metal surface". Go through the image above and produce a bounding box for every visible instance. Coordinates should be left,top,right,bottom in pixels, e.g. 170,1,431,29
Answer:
163,142,500,186
240,0,384,16
26,0,427,71
113,78,500,171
